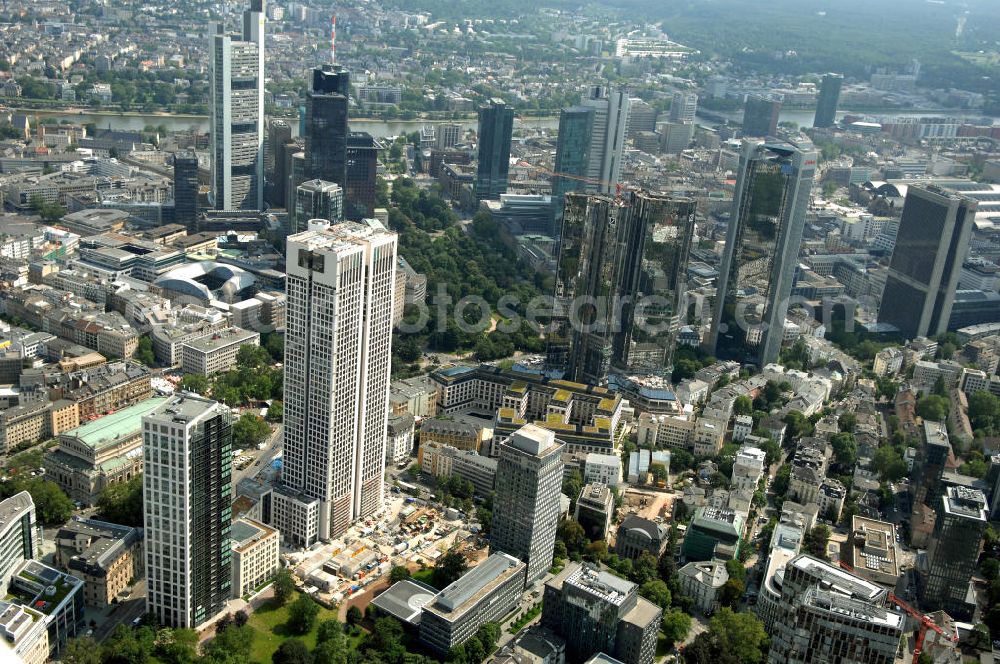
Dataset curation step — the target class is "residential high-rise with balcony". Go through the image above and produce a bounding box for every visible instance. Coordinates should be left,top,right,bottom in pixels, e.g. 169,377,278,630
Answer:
668,92,698,123
143,394,232,628
209,0,265,211
708,138,817,366
276,220,397,544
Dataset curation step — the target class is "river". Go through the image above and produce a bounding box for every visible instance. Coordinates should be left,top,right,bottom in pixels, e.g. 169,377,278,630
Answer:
16,108,560,138
15,106,994,139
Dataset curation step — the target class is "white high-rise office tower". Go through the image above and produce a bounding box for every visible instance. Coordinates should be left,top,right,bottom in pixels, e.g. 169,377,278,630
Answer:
143,394,233,628
669,92,698,123
210,0,265,211
276,220,397,544
579,86,630,194
491,424,565,584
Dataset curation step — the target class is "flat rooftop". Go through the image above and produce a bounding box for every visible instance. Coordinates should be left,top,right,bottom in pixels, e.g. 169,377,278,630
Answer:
427,553,524,617
184,327,258,353
371,578,438,625
60,396,169,449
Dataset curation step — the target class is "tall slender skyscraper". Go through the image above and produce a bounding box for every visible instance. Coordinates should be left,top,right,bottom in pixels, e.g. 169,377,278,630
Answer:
922,486,987,618
293,180,343,233
669,92,698,123
813,74,843,129
209,0,265,211
173,151,200,228
491,425,564,584
475,99,514,201
277,220,397,543
143,394,232,628
305,64,351,188
877,184,976,339
266,118,292,206
552,87,630,219
345,131,381,219
742,93,782,138
708,138,817,367
547,191,695,384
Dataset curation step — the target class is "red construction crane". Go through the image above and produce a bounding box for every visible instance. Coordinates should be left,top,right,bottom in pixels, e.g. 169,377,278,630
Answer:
837,560,956,664
515,161,632,204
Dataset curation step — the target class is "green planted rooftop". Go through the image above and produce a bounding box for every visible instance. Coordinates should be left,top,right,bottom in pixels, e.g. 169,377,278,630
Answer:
61,396,170,449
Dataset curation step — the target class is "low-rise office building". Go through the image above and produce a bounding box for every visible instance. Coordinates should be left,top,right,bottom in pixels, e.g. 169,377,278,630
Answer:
418,441,499,496
180,327,260,376
0,600,48,664
420,553,527,653
542,563,661,664
681,507,743,562
230,518,279,599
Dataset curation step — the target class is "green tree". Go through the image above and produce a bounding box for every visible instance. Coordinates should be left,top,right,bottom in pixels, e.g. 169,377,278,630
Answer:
62,637,103,664
96,474,144,526
708,608,768,664
287,594,320,635
263,332,284,362
180,373,210,395
661,609,692,647
632,552,659,585
19,480,73,525
272,639,313,664
389,565,411,583
237,344,271,370
783,410,813,440
838,412,857,433
733,395,752,416
233,412,271,448
719,578,745,608
557,519,588,559
915,395,949,422
432,551,468,589
639,579,672,609
829,431,857,467
804,524,831,559
135,336,156,366
266,400,284,423
273,568,295,605
346,606,363,626
204,624,255,663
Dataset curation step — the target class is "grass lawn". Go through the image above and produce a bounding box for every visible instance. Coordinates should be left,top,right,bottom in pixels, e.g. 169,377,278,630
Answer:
410,568,437,588
247,594,346,663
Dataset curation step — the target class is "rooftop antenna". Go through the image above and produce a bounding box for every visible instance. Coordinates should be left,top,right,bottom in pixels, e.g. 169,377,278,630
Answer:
330,14,337,64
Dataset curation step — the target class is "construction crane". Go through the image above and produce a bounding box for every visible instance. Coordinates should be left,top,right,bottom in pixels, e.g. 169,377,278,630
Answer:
515,161,631,204
837,560,956,663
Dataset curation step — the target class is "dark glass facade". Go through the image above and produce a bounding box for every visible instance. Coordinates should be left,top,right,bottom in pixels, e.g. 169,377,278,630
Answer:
710,140,816,366
547,191,695,384
813,73,843,128
346,132,380,220
304,65,350,189
877,185,976,338
189,409,233,627
173,150,200,228
742,94,782,137
475,100,514,201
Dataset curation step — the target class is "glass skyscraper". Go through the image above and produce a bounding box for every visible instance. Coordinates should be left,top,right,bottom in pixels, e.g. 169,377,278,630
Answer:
304,64,350,190
742,93,782,138
547,191,695,384
877,184,976,339
708,138,817,367
209,0,265,211
813,73,843,128
475,99,514,201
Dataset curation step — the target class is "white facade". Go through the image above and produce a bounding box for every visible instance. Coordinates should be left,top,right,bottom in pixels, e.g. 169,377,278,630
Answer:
732,445,766,492
0,492,38,597
584,453,621,487
209,0,265,211
142,395,232,628
230,518,279,599
280,221,397,541
732,414,754,442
